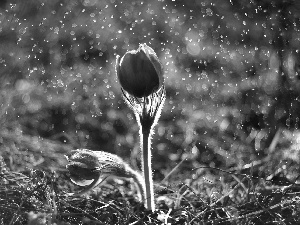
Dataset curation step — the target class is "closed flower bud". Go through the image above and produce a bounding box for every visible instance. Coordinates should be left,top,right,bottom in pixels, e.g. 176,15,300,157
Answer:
116,43,164,98
65,149,144,201
65,149,103,187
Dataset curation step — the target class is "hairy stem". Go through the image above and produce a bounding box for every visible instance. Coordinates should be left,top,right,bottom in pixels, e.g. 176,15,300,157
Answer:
128,167,145,203
140,127,155,211
122,159,145,203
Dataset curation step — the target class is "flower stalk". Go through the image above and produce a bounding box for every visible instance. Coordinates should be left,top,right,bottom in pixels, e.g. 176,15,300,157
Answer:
122,87,165,211
141,125,154,210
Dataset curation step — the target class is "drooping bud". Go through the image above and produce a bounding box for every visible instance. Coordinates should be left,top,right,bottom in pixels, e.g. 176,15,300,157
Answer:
65,149,102,187
116,43,164,98
65,149,144,201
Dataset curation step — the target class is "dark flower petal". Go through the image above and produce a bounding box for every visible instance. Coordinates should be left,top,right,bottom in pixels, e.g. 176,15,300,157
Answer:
117,44,163,98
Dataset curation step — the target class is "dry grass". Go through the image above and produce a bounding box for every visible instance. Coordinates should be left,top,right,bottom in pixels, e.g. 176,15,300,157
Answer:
1,129,300,225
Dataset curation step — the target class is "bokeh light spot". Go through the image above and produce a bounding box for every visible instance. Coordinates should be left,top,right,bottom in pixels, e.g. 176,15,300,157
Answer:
186,41,201,56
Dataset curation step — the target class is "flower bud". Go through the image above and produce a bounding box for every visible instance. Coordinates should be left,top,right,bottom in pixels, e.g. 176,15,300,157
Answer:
65,149,101,186
116,43,164,98
65,149,144,200
65,149,129,186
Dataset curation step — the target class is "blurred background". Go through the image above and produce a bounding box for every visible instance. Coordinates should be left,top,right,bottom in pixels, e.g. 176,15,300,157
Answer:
1,0,300,184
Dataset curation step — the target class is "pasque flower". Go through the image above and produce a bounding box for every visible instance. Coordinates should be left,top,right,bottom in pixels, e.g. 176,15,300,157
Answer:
116,43,164,98
117,44,166,212
65,149,144,201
